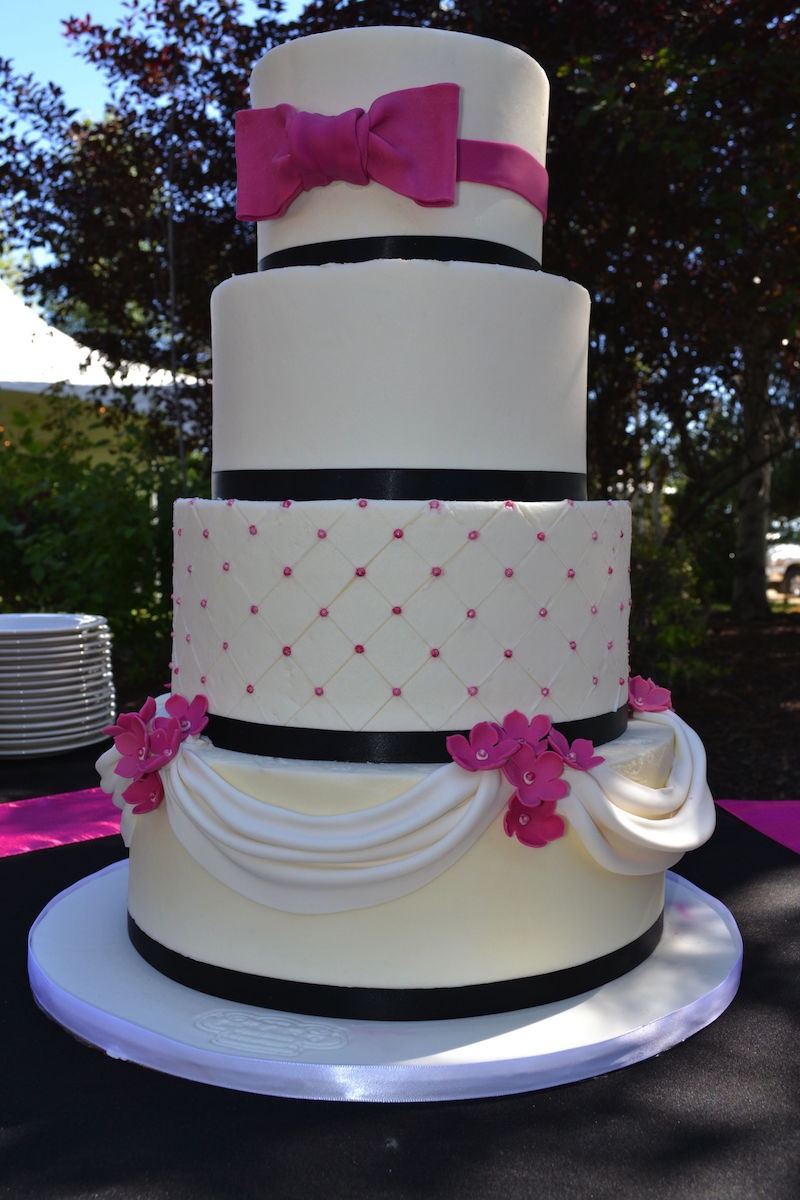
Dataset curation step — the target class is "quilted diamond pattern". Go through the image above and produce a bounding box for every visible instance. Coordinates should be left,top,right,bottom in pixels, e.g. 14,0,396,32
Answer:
172,497,631,731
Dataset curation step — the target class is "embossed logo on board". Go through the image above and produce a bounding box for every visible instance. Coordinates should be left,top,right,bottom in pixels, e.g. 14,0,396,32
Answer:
195,1010,350,1058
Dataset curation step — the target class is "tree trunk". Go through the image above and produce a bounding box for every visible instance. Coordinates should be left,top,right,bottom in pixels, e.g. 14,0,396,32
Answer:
731,328,773,623
732,458,772,621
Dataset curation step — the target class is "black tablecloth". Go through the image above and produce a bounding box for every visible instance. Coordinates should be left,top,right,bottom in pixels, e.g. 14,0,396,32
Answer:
2,809,799,1200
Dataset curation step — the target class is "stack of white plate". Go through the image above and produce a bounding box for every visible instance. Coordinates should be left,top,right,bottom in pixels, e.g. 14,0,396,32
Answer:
0,613,116,758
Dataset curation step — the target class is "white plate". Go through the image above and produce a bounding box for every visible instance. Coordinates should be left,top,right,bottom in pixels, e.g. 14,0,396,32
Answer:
0,729,111,757
0,634,112,653
0,640,112,661
0,694,114,715
0,613,108,637
0,710,115,736
0,665,114,683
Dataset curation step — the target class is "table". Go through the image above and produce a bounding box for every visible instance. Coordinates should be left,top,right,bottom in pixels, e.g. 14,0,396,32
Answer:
2,805,799,1199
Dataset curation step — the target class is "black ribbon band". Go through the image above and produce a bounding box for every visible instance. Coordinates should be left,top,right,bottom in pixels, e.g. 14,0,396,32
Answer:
128,910,663,1021
212,468,588,503
258,235,541,273
204,705,628,765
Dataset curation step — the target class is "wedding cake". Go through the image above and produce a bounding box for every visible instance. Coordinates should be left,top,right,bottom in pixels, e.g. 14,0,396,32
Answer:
98,27,715,1021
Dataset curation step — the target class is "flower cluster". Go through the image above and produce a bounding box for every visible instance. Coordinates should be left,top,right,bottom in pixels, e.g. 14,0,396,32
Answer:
446,710,604,849
628,675,672,713
103,693,208,814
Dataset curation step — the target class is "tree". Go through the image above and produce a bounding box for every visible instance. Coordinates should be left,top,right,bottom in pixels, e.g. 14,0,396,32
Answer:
0,0,797,628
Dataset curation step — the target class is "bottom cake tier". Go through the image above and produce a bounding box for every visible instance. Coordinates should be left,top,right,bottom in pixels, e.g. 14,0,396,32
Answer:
98,703,715,1020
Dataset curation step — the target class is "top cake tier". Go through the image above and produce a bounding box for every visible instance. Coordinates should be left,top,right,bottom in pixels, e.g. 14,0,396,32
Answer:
241,27,549,265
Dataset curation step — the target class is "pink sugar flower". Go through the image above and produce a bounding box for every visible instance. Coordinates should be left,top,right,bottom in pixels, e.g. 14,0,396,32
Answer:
165,692,209,739
504,794,565,847
121,773,165,815
548,728,605,771
105,711,153,779
628,675,672,713
446,722,518,772
142,716,182,773
500,710,552,753
502,744,569,805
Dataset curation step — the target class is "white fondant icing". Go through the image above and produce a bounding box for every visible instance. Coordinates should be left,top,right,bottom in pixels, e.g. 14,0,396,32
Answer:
172,497,631,730
210,263,589,475
248,28,549,264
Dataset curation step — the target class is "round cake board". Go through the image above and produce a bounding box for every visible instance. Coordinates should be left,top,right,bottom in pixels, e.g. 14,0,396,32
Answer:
28,863,742,1102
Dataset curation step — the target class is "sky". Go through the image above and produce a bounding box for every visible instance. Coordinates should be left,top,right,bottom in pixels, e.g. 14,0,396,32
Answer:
2,1,298,118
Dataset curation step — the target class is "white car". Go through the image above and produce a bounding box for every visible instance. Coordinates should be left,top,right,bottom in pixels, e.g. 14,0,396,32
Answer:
766,543,800,596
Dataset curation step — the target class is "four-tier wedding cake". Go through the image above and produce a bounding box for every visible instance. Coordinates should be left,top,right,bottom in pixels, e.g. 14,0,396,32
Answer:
98,27,716,1022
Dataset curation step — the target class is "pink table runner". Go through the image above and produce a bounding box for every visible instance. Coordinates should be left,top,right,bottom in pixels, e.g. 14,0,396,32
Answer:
0,791,798,859
0,788,120,856
715,800,800,856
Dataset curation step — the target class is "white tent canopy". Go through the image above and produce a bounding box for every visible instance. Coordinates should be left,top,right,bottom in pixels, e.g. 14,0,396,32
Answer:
0,279,178,406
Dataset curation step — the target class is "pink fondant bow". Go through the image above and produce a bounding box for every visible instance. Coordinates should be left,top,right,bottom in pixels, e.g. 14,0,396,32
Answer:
236,83,548,221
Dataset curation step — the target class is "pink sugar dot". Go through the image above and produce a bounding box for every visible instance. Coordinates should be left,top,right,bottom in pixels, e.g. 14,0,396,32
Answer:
430,648,440,658
591,605,598,615
225,498,234,506
504,649,513,659
249,524,258,535
319,607,329,617
202,528,209,539
392,687,402,697
429,500,440,510
504,500,515,508
567,568,576,579
538,607,548,618
222,562,230,572
608,566,614,575
466,608,476,619
282,645,292,656
246,684,254,694
592,675,599,686
620,529,625,538
468,529,479,541
222,641,229,651
170,631,174,639
392,606,402,615
567,498,576,507
569,640,577,650
175,597,181,606
619,676,626,686
185,634,191,643
189,499,196,505
200,675,206,685
317,529,327,539
608,640,614,650
431,566,442,577
358,498,368,508
314,686,324,697
591,531,599,541
537,531,546,542
620,602,625,612
393,528,404,539
355,567,366,577
283,566,293,577
504,567,514,578
176,528,182,537
541,686,550,697
354,644,365,654
187,565,192,574
250,604,259,614
200,598,207,608
173,667,179,675
467,685,479,697
281,499,292,508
